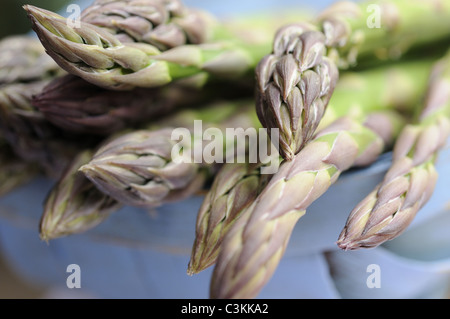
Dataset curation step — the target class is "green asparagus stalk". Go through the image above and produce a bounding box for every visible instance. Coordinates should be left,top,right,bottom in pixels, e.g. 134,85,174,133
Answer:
40,150,122,241
0,35,60,85
79,101,260,208
24,5,268,91
256,0,450,160
337,53,450,250
187,58,434,275
80,0,219,50
210,110,406,299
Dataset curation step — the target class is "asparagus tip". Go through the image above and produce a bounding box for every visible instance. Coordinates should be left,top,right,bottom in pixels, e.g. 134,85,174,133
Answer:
39,230,52,244
335,239,360,251
186,268,196,276
79,164,93,175
186,259,209,276
23,4,46,22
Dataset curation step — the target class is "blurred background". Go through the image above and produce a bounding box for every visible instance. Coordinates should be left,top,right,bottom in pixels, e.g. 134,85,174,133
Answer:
0,0,72,39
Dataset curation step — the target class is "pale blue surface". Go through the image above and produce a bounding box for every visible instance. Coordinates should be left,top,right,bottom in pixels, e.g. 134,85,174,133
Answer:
0,141,449,298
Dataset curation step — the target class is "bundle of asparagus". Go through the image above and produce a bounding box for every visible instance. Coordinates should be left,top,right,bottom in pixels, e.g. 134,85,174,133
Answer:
187,58,435,276
256,0,450,160
26,1,293,135
79,100,260,208
0,0,448,299
38,99,261,239
210,110,405,298
206,56,450,299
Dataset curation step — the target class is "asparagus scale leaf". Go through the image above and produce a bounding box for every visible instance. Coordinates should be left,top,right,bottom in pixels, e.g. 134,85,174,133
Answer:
80,0,219,50
40,150,122,241
337,52,450,250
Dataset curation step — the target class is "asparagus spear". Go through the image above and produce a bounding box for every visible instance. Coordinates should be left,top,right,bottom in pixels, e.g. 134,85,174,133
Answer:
187,58,434,275
187,159,275,275
79,127,208,208
80,0,219,50
31,74,215,135
24,5,266,91
209,110,406,299
40,150,122,241
337,53,450,250
256,0,450,160
255,23,339,160
79,100,259,208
